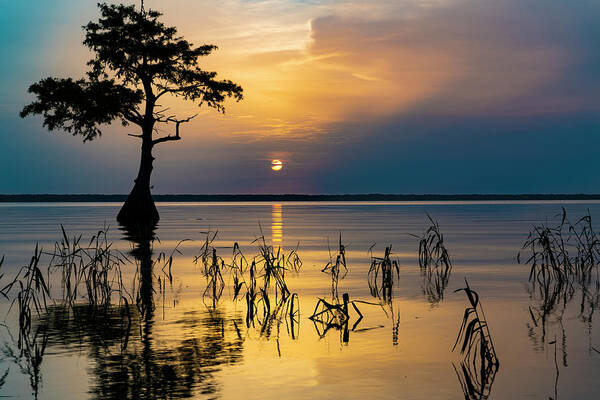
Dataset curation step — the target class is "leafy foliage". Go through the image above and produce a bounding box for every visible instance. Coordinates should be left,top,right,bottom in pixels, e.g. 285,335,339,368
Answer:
21,3,243,143
84,4,242,110
20,78,142,141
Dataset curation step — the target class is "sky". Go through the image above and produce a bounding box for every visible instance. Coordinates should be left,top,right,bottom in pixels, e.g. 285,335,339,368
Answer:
0,0,599,194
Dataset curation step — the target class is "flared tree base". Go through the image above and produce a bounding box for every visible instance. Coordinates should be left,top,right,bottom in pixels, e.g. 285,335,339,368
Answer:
117,183,159,225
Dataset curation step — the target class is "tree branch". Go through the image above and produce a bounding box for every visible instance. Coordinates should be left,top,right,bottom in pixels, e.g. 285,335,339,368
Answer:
155,88,173,99
151,113,197,146
152,135,181,145
122,109,144,127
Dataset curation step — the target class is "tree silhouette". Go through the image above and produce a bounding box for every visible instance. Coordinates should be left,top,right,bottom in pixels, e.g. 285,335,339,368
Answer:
20,3,243,223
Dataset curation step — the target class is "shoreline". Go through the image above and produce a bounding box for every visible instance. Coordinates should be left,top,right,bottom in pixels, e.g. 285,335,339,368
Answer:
1,194,600,202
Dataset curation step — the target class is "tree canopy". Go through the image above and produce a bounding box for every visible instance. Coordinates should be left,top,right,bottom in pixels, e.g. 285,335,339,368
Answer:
21,3,243,143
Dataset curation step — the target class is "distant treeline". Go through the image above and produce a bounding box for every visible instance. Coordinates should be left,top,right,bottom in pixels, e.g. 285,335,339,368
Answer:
1,194,600,202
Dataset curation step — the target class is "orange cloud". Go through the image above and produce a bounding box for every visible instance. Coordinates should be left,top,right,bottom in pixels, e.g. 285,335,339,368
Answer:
169,0,573,145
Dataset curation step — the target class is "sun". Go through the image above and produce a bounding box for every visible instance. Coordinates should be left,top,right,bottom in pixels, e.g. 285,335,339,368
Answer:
271,159,283,171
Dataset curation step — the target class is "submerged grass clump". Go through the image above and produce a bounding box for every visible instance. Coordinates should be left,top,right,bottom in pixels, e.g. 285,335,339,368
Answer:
2,245,50,350
0,225,135,398
416,214,452,271
47,225,130,312
254,234,291,299
453,279,499,400
194,229,302,339
413,214,452,304
368,245,399,302
0,252,49,399
0,224,184,340
195,231,226,305
245,233,301,338
519,208,600,353
519,208,600,287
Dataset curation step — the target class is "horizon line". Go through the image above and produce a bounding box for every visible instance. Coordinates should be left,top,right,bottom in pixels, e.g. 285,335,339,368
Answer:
2,193,600,202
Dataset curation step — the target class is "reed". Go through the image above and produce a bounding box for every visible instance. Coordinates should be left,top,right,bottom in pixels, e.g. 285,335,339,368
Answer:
416,214,451,270
46,225,130,312
519,208,600,288
247,233,301,337
2,245,49,350
322,234,348,299
0,226,134,399
253,233,291,299
194,229,302,339
520,208,600,353
204,249,226,303
194,231,227,305
368,245,399,302
0,255,6,299
285,293,300,339
0,225,198,398
453,279,499,399
0,225,162,351
412,214,452,303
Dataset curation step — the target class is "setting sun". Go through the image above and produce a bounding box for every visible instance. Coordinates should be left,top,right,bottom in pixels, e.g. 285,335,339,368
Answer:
271,159,283,171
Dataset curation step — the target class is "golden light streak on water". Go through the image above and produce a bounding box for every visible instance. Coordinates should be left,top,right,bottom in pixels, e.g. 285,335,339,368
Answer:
272,203,283,243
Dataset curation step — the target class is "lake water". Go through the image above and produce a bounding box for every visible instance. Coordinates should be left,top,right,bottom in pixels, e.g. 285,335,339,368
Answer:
1,201,600,399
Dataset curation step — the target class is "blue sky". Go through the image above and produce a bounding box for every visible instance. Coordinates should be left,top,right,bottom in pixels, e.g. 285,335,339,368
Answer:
0,0,599,194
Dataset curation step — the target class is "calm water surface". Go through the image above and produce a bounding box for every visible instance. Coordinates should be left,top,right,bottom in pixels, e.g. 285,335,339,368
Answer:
1,201,600,399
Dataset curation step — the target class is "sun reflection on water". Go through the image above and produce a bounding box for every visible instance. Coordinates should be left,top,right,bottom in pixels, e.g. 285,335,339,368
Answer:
272,203,283,244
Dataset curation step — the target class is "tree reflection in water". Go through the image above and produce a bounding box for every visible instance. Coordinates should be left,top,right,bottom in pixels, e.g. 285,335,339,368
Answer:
36,304,243,399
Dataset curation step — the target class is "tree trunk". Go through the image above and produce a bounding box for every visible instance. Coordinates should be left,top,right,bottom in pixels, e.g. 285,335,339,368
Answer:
117,137,159,224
